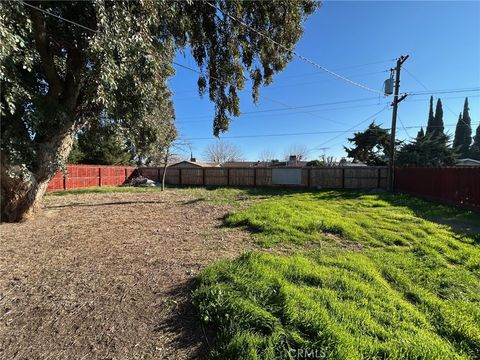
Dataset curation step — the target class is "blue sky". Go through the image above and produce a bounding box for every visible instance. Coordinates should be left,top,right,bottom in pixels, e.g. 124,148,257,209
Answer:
170,1,480,161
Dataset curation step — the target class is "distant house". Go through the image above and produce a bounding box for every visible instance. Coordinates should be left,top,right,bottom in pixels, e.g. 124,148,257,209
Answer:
169,156,370,168
456,158,480,167
168,159,219,168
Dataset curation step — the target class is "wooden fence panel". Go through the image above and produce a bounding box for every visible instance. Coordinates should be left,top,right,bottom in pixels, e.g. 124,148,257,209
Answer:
310,168,343,188
229,168,255,186
181,168,203,185
255,168,272,186
137,166,388,190
344,168,378,189
205,168,228,186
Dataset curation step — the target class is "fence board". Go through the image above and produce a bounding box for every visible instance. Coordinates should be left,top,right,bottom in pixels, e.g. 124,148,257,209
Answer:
139,166,388,190
47,164,135,192
395,167,480,211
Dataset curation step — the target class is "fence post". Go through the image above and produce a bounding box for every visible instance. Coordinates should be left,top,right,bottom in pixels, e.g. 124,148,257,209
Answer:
377,168,381,188
125,168,128,181
202,168,206,186
157,168,161,181
63,171,67,191
307,168,311,188
179,168,182,185
98,167,102,187
342,168,345,189
253,168,257,187
227,168,230,186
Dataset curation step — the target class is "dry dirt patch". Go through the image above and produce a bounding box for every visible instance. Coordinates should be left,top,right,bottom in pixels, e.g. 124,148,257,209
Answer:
0,190,251,359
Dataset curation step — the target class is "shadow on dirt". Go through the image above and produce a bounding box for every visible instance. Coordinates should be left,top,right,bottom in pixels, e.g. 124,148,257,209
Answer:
153,278,211,359
46,200,165,209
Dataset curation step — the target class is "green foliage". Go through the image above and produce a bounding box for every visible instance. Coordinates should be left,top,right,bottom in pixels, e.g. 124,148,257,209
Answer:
426,96,435,136
196,191,480,359
396,132,457,167
431,98,445,138
306,159,323,167
1,0,319,175
66,139,84,164
453,98,472,158
75,120,132,165
469,124,480,160
344,122,393,165
398,98,457,166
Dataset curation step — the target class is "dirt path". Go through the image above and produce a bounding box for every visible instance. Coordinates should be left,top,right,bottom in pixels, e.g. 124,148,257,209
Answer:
0,191,251,359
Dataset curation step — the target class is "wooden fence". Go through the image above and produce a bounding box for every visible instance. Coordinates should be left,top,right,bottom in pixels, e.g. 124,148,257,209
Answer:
395,167,480,211
138,166,388,189
47,164,136,192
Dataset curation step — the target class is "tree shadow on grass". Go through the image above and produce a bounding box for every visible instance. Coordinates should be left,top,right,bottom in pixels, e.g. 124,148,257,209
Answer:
379,193,480,241
219,186,480,242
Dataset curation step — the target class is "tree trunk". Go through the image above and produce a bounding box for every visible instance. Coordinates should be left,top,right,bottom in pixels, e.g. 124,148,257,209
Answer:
1,126,75,222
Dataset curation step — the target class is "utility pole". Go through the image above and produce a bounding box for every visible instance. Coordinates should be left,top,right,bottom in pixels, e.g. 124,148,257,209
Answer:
388,55,409,192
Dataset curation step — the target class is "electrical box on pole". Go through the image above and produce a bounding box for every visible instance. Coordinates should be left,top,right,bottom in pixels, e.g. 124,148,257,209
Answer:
384,70,394,96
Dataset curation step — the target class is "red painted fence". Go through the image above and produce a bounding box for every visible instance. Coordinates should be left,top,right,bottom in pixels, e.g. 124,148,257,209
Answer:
47,164,136,192
395,167,480,211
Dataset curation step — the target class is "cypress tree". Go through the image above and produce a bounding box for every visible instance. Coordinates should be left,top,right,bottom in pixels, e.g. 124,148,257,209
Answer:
462,98,472,153
426,96,435,135
453,98,472,158
416,127,425,140
453,113,464,150
469,124,480,160
432,98,444,138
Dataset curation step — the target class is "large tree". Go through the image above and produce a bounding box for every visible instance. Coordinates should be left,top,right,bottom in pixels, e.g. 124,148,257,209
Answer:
203,141,244,164
344,122,395,165
1,1,319,221
453,98,472,158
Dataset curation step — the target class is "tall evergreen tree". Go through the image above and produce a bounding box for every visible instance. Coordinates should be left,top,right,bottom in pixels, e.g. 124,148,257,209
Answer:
426,96,435,135
416,127,425,140
453,98,472,158
469,124,480,160
432,98,444,138
453,113,464,149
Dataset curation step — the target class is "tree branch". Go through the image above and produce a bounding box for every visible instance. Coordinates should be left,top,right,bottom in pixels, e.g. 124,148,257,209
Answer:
29,5,63,98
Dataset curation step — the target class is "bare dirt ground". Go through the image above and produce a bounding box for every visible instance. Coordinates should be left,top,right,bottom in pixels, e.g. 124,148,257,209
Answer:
0,190,252,360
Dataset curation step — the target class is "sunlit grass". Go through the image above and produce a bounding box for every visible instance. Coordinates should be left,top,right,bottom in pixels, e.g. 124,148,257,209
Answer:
195,191,480,359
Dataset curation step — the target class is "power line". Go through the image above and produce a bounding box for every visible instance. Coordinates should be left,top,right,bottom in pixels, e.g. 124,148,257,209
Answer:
398,115,412,139
21,2,99,33
403,66,473,126
23,1,349,127
316,106,390,148
175,102,392,124
408,87,480,96
179,119,479,142
173,61,348,126
205,1,384,95
176,93,480,123
279,59,394,80
175,95,385,121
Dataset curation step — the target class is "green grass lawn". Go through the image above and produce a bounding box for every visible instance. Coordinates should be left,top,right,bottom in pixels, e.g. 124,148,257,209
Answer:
193,190,480,359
